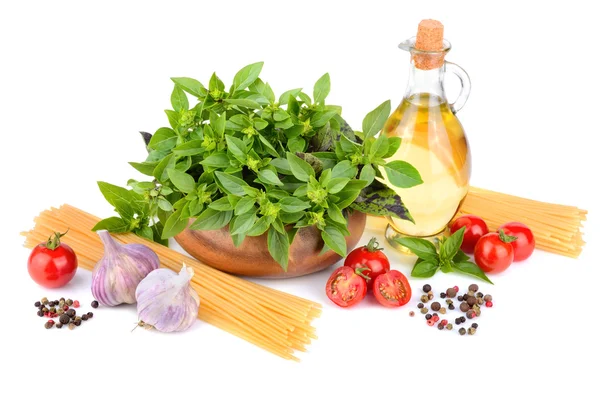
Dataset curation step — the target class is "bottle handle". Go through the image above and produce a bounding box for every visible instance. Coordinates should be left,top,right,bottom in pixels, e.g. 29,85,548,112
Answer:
445,62,471,114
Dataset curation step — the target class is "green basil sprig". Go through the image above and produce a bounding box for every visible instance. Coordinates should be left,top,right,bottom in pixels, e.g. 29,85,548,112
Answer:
396,227,493,284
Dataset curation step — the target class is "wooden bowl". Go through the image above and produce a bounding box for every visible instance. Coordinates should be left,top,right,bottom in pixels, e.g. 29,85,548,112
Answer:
174,211,367,278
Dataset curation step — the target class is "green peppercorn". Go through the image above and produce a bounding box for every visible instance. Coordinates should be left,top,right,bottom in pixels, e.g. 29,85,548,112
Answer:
420,307,429,314
59,314,70,325
68,323,76,330
477,297,484,305
459,327,466,335
41,297,49,305
473,306,481,317
446,299,453,305
460,302,470,312
423,284,432,293
57,308,64,315
417,303,424,309
49,307,56,313
446,323,453,330
439,307,447,314
420,295,429,303
74,316,81,322
484,294,493,302
66,299,73,306
476,292,484,298
42,307,49,313
427,291,434,299
445,288,457,298
467,290,475,297
468,284,479,292
468,327,477,335
431,302,441,311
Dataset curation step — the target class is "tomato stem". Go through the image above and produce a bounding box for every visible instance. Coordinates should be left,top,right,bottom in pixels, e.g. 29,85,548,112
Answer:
498,229,518,243
366,237,383,252
46,229,69,250
354,267,371,281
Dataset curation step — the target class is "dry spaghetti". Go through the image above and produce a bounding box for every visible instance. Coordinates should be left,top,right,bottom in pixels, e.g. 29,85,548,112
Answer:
22,204,321,361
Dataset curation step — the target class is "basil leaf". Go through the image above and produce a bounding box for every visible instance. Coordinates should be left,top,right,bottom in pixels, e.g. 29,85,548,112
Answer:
230,210,257,235
171,77,207,98
153,154,175,182
129,161,157,177
223,98,261,109
411,259,439,278
321,226,347,257
231,232,245,247
279,211,304,224
286,152,315,182
268,227,290,271
148,127,177,152
136,226,154,241
453,250,470,263
278,88,302,106
279,197,310,213
161,209,189,239
270,158,292,175
326,177,349,194
258,134,279,157
327,202,346,224
313,73,330,104
232,62,264,92
189,209,233,231
165,109,179,129
440,226,465,261
396,237,438,261
440,259,453,273
452,261,494,284
273,109,290,121
384,137,402,158
210,111,226,137
311,110,338,128
225,135,248,162
201,153,230,168
257,169,283,186
215,171,248,196
97,182,143,221
92,217,130,233
209,197,234,211
171,86,188,112
167,169,196,194
331,160,357,179
369,134,389,160
173,140,204,156
383,160,424,188
362,100,391,139
359,164,376,185
334,180,368,209
157,198,174,212
287,136,306,154
247,216,271,236
209,72,225,92
234,197,256,215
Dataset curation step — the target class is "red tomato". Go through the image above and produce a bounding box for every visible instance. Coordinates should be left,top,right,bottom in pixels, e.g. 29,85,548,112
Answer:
344,237,390,290
325,266,367,308
450,215,489,254
28,231,78,288
372,270,412,308
498,222,535,261
474,230,516,274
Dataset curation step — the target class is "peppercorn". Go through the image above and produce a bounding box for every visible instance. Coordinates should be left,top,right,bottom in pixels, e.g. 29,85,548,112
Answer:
431,302,441,311
484,294,492,302
468,284,479,292
453,286,459,292
462,293,469,300
74,316,81,322
59,314,70,325
48,301,55,307
423,284,432,293
56,323,63,329
466,309,476,319
460,302,470,312
59,299,65,307
457,295,463,302
446,324,453,330
87,312,94,318
49,307,56,313
68,323,76,330
432,314,439,322
455,317,462,325
446,288,457,298
468,327,477,335
440,292,447,299
417,303,424,309
467,296,477,306
486,301,493,308
425,314,432,320
41,297,49,305
477,297,484,305
82,314,89,321
34,301,41,307
63,305,69,311
73,300,80,308
427,291,434,299
66,299,73,306
57,308,64,315
437,323,444,330
472,323,479,329
44,321,53,329
420,294,429,303
467,290,475,297
460,316,466,323
420,307,429,314
441,319,448,326
91,300,99,309
445,299,452,305
74,319,82,326
476,292,484,298
473,306,481,317
448,304,455,310
439,307,447,314
66,309,76,318
459,327,466,335
36,310,44,317
427,319,435,326
42,307,49,313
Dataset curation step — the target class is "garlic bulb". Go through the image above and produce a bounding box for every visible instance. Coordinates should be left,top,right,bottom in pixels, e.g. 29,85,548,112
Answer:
135,264,200,332
92,230,160,306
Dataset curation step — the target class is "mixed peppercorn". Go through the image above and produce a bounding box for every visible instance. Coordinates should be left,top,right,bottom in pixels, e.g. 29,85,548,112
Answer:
412,283,493,335
35,298,99,330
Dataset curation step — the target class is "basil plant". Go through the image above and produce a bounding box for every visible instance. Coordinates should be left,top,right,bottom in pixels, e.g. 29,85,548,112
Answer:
95,62,423,270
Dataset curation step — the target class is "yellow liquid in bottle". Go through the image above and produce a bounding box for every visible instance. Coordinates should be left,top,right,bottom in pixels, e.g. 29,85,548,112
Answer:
381,93,471,237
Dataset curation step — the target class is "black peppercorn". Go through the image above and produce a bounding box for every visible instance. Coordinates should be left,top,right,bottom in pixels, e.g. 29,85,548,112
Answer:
74,319,82,326
36,310,44,317
431,302,441,311
448,304,455,310
82,314,89,321
56,323,63,329
463,294,469,300
472,323,479,329
423,284,431,293
457,295,463,302
87,312,94,318
34,301,41,307
425,314,432,320
461,316,466,323
59,314,70,325
446,288,457,298
460,302,470,312
437,323,444,330
455,317,461,325
48,301,55,308
440,292,446,299
91,300,99,309
417,303,424,309
66,309,76,318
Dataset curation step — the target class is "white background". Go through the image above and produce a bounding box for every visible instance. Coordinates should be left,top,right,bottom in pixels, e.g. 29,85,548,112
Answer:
1,1,598,396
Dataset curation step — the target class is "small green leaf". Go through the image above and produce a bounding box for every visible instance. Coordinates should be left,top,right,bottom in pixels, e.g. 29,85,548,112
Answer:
234,197,256,215
286,152,315,182
359,164,376,185
453,250,470,263
201,153,230,168
331,160,357,179
92,217,130,233
270,158,292,175
383,160,424,188
171,77,207,98
257,169,283,186
136,225,154,241
384,137,402,158
161,210,189,239
452,261,494,284
225,135,248,162
369,134,390,160
209,72,225,93
327,203,345,224
267,227,290,271
153,153,176,182
97,182,142,221
189,209,233,230
279,88,302,106
232,62,264,92
327,177,349,194
362,100,391,139
273,109,290,121
157,197,174,212
171,86,189,112
313,73,330,104
247,216,271,236
210,111,226,137
148,127,177,152
214,171,248,196
279,197,310,213
411,259,440,278
396,237,439,261
172,140,204,156
129,161,157,177
441,226,465,261
224,98,261,109
167,169,196,194
311,110,338,128
230,210,257,235
287,136,306,154
321,226,347,257
209,197,234,211
258,134,279,157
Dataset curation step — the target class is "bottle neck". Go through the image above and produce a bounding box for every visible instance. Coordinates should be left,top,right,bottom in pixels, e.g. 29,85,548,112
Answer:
404,61,447,103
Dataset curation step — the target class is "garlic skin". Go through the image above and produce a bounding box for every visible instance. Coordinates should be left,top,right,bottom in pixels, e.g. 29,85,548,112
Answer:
92,230,160,306
135,264,200,332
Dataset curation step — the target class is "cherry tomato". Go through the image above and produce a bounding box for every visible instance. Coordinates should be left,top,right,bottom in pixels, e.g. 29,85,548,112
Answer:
474,230,517,274
372,270,412,308
344,237,390,290
450,215,489,254
498,222,535,261
325,266,367,308
28,231,78,288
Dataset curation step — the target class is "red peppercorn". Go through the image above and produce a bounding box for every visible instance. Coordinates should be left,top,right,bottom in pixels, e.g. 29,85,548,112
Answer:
453,286,459,292
63,305,69,311
48,319,55,325
441,319,448,326
432,314,439,323
427,319,435,326
485,301,493,308
73,300,80,308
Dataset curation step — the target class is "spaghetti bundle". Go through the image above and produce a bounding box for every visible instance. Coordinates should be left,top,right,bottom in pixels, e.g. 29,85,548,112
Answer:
22,204,320,361
459,187,586,258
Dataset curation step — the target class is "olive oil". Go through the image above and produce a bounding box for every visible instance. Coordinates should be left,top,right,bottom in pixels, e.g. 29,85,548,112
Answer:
381,93,471,237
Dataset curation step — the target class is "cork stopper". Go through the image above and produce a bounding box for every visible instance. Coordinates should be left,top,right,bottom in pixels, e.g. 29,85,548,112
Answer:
413,19,445,70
